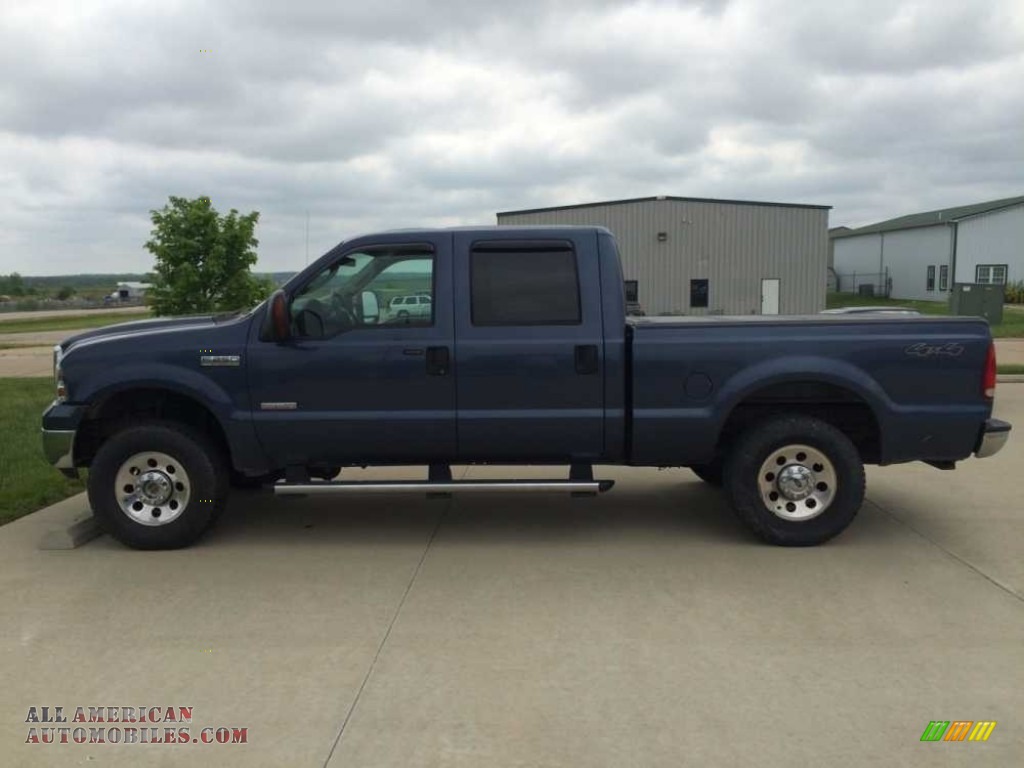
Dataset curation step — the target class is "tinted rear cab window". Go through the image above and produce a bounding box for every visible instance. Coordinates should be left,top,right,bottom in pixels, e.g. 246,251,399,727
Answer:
470,243,581,326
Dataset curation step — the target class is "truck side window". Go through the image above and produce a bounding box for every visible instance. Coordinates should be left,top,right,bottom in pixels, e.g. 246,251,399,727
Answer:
291,246,434,338
470,243,581,326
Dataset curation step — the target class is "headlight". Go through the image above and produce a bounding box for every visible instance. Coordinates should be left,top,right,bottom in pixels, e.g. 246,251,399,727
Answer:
53,345,66,402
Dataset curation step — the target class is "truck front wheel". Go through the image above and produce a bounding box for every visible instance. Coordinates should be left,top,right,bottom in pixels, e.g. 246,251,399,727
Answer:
723,415,865,546
690,459,724,487
87,422,228,550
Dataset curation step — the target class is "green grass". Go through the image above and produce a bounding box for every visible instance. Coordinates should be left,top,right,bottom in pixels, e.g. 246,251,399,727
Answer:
0,311,150,335
825,294,1024,338
0,378,85,525
998,364,1024,375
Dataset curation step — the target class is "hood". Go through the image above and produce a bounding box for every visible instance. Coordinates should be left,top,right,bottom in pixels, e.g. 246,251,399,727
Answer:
60,313,237,351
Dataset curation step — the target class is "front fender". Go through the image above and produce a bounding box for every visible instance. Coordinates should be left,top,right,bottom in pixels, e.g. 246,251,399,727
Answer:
67,363,268,474
75,363,236,418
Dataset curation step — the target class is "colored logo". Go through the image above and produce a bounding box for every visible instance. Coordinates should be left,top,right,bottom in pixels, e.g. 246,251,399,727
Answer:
920,721,996,742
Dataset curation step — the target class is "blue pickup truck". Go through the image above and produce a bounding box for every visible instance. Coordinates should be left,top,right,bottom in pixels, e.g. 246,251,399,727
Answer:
42,226,1010,549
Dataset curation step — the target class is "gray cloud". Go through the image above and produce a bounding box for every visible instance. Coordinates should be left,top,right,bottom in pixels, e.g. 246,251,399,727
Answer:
0,0,1022,274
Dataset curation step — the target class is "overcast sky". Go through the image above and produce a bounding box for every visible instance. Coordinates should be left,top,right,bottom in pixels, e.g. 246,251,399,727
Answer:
2,0,1022,275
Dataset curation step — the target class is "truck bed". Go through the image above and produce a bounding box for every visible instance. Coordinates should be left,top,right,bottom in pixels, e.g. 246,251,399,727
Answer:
627,314,992,467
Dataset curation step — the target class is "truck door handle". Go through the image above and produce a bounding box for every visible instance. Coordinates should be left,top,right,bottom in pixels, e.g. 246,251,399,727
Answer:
574,344,599,375
426,346,450,376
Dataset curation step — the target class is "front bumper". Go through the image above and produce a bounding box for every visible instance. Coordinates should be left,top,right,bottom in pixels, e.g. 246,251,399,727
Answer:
42,428,76,476
975,418,1011,459
41,401,86,479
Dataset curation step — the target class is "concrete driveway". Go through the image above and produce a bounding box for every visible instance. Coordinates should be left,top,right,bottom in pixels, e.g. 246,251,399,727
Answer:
1,391,1021,767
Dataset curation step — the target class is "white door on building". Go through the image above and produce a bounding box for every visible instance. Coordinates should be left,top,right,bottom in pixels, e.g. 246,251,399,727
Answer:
761,278,780,315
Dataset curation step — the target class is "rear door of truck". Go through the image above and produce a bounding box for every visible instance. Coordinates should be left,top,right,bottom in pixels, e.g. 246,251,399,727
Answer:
452,230,605,461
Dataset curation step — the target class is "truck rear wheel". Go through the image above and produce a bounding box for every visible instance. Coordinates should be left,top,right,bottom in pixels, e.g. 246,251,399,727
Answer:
723,415,865,546
87,421,228,549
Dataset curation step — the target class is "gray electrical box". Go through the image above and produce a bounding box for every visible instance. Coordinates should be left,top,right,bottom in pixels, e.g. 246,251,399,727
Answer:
950,283,1004,324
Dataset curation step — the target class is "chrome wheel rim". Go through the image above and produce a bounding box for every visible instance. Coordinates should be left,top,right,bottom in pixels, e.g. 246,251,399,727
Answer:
757,444,837,521
114,451,191,526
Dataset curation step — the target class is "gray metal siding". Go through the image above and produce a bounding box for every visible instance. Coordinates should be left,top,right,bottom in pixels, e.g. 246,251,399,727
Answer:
881,225,952,302
833,234,883,282
954,204,1024,284
498,199,827,315
832,227,953,301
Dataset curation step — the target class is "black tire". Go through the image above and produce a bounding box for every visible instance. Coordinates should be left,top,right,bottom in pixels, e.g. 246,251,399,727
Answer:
690,459,724,487
87,421,228,550
723,415,865,546
311,466,341,481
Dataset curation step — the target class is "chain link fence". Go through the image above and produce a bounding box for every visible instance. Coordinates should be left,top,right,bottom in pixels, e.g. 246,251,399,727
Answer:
832,269,891,298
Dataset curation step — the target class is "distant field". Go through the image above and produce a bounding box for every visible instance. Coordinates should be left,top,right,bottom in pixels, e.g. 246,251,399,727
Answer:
825,294,1024,338
0,378,85,525
0,311,150,335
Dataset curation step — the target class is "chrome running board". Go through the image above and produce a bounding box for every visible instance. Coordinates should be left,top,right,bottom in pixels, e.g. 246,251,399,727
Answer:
274,479,614,496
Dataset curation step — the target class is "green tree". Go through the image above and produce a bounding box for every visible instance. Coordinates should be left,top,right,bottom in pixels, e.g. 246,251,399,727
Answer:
145,196,271,316
56,285,76,301
0,273,26,296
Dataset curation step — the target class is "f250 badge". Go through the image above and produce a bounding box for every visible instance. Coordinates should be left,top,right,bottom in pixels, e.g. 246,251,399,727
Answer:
904,342,965,358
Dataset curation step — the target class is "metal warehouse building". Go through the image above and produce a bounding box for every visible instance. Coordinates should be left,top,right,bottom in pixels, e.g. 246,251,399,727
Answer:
831,194,1024,302
497,196,830,316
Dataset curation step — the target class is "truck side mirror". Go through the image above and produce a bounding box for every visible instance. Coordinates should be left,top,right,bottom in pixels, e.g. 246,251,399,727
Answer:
262,289,291,341
361,290,380,324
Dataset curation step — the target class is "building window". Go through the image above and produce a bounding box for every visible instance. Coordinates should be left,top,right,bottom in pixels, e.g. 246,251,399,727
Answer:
624,280,639,303
470,242,581,326
939,265,949,292
926,266,935,292
690,279,709,308
976,264,1008,285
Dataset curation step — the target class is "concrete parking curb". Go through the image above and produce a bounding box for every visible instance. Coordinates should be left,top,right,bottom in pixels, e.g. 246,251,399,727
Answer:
998,375,1024,383
39,512,102,550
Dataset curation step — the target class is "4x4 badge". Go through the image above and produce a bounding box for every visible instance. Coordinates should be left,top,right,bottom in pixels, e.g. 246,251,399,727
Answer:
904,342,965,358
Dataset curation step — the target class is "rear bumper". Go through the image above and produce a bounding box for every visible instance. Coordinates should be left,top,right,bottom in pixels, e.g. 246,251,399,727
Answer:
975,418,1011,459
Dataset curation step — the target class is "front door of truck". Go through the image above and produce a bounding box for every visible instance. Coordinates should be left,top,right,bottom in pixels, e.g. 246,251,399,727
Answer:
452,231,605,461
247,234,456,467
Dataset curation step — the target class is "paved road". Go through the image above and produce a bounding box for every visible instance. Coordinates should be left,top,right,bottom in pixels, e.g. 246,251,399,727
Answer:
997,338,1024,365
1,391,1020,767
0,345,53,377
0,306,148,322
0,330,77,346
